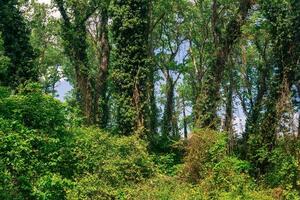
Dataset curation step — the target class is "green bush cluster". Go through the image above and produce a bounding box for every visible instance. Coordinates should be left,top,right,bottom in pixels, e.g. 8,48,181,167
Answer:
67,127,154,199
0,86,299,199
0,85,154,200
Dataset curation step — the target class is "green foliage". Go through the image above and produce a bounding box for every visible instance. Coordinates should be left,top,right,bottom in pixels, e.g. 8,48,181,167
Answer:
127,175,204,200
152,153,183,176
0,0,38,87
33,174,73,200
111,0,150,135
183,129,227,183
0,83,66,132
0,119,73,199
199,157,260,199
265,146,299,188
0,34,10,77
0,86,73,199
0,0,300,199
180,129,276,200
67,127,154,199
0,85,11,99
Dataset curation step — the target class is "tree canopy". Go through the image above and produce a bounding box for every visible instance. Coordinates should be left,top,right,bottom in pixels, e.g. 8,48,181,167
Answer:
0,0,299,199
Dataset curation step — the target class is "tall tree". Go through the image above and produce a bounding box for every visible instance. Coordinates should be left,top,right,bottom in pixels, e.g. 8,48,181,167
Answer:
194,0,255,129
87,4,110,128
54,0,110,125
0,0,38,87
245,0,300,174
111,0,150,135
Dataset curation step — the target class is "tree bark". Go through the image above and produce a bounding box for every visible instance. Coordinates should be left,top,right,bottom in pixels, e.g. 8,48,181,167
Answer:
95,7,110,128
162,75,175,138
182,95,188,139
55,0,98,125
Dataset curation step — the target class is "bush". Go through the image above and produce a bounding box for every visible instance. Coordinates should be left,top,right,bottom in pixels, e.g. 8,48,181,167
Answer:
67,127,154,199
0,118,74,199
0,87,75,199
199,157,273,199
33,174,73,200
182,129,227,183
265,147,299,188
0,160,15,200
127,175,204,200
0,86,10,99
0,83,67,133
151,153,183,176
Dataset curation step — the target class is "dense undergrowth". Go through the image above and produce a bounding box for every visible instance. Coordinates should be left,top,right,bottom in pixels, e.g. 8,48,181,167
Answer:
0,85,299,200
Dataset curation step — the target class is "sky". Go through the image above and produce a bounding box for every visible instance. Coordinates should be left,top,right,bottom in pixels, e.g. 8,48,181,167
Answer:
38,0,50,4
55,79,72,101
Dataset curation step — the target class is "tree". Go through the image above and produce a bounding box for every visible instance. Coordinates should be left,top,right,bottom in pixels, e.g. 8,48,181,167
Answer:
111,0,150,135
54,0,110,125
194,0,255,129
245,0,300,174
0,0,38,87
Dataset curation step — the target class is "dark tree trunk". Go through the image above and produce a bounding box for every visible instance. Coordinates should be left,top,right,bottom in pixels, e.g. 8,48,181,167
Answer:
182,95,188,139
95,7,110,128
296,83,300,138
146,0,158,136
162,75,175,138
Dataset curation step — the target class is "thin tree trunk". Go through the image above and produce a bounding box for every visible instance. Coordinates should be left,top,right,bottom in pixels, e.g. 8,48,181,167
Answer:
224,78,233,133
182,95,188,139
147,0,158,135
296,83,300,138
96,7,110,128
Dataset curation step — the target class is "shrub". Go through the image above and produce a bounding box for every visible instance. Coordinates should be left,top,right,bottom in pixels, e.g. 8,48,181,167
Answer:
0,83,67,133
182,129,227,183
33,174,73,200
152,153,183,176
0,160,15,200
67,128,154,199
265,146,299,188
127,175,204,200
0,118,74,199
0,87,75,199
0,86,10,99
199,157,273,199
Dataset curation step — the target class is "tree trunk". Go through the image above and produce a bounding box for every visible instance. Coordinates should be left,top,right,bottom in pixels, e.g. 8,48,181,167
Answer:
112,0,150,135
95,7,110,128
55,0,96,124
162,75,175,138
146,0,158,135
182,95,188,139
296,83,300,138
195,0,254,129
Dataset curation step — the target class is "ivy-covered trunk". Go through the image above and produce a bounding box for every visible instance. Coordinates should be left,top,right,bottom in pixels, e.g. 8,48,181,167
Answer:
55,0,110,125
194,0,254,129
162,75,175,138
95,7,110,129
56,0,94,124
246,0,300,174
112,0,150,135
0,0,37,87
